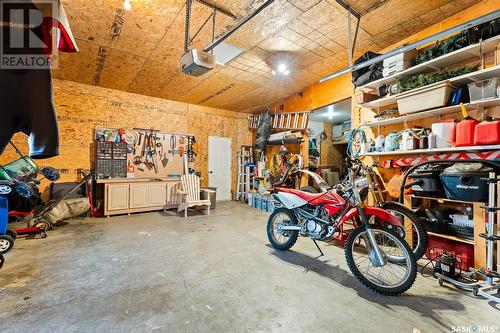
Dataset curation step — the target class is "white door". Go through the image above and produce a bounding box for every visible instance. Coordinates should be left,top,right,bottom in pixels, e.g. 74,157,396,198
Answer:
208,136,232,201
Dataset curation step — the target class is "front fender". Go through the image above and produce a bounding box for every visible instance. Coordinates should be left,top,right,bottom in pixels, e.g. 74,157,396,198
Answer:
339,206,402,228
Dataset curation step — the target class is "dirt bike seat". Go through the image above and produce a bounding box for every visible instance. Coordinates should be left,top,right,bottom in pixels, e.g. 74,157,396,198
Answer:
276,187,326,202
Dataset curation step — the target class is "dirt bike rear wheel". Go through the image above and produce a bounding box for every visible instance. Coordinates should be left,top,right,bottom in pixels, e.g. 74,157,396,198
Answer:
267,208,299,251
345,225,417,295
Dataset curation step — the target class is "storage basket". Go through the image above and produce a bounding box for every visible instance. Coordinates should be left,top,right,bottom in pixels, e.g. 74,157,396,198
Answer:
467,77,499,102
397,81,456,114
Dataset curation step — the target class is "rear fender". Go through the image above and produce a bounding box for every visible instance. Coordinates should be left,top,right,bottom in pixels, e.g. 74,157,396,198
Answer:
339,206,402,227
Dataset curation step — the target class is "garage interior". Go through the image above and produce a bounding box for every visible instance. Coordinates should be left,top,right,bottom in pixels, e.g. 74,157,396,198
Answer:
1,0,500,332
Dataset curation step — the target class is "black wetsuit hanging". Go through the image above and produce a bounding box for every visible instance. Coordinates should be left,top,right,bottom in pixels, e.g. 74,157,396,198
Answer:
0,0,78,159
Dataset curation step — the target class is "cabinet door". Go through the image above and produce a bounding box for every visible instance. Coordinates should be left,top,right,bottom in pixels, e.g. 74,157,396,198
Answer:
129,184,149,208
149,183,167,206
107,185,129,211
166,181,182,205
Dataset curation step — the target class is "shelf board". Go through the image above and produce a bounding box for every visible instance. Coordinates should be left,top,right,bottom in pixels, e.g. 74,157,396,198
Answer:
358,64,500,109
363,144,500,156
427,231,475,245
358,35,500,93
361,97,500,127
410,195,474,205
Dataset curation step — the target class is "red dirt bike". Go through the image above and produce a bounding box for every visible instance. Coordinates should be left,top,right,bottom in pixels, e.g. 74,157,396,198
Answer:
267,160,417,295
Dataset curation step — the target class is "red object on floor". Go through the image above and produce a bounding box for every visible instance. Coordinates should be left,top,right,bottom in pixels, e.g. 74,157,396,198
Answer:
474,118,500,145
425,235,474,271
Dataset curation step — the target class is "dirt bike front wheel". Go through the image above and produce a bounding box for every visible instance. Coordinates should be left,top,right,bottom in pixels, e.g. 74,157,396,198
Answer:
344,225,417,296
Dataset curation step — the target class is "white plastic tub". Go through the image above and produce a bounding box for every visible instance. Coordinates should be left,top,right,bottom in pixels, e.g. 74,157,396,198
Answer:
397,81,456,115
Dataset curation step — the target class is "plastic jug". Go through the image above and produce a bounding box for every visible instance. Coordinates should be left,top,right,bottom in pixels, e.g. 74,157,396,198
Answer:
455,104,478,147
474,117,500,145
431,120,455,148
385,132,399,151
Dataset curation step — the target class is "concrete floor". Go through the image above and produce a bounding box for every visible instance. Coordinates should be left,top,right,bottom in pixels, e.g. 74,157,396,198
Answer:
0,202,498,333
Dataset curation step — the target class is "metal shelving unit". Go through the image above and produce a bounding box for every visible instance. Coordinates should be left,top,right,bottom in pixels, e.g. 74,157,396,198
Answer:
359,64,500,109
362,97,500,127
364,144,500,156
357,35,500,93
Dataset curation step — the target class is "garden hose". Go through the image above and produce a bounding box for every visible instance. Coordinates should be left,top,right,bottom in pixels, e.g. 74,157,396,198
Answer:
347,127,366,158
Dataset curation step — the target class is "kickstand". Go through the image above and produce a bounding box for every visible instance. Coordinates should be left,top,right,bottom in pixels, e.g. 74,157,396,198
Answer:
313,239,324,257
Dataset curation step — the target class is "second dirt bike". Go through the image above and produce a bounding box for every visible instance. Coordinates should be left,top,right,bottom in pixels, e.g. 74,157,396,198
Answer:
268,162,417,295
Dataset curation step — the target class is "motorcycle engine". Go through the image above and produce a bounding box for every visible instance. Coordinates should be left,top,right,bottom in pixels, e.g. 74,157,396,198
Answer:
306,219,324,239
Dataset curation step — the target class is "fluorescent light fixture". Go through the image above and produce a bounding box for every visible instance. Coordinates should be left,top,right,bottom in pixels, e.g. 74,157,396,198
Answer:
123,0,132,10
212,42,244,65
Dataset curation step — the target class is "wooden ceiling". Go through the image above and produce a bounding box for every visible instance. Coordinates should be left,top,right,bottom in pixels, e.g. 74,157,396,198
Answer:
54,0,482,113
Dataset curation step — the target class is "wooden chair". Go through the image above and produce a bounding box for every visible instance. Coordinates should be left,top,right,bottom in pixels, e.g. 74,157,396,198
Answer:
177,174,215,218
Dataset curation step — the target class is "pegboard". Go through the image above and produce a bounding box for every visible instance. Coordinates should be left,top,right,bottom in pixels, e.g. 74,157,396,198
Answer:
95,126,196,178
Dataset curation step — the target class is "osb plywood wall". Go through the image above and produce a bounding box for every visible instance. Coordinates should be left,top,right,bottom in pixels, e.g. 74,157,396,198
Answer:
0,79,252,197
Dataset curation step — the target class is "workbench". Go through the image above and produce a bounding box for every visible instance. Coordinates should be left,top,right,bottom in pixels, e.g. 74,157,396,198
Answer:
96,177,182,217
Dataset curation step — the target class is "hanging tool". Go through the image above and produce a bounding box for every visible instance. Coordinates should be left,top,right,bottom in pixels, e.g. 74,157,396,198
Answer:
137,132,143,147
169,135,177,156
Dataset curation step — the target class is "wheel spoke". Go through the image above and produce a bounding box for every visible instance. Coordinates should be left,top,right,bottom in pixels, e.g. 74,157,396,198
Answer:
349,228,412,289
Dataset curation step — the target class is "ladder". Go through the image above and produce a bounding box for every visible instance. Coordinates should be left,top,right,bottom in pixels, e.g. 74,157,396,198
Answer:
248,111,309,130
236,145,254,202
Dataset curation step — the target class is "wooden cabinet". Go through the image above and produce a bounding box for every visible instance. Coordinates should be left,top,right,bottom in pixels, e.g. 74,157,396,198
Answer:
129,184,150,208
149,183,167,206
101,178,181,217
107,184,129,211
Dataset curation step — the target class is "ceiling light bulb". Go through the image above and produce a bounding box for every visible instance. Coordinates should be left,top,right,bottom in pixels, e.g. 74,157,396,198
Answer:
123,0,132,11
277,63,287,73
272,70,276,75
284,69,290,76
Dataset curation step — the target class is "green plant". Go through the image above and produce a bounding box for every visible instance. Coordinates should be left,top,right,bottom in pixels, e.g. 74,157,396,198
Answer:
416,30,470,64
397,64,479,93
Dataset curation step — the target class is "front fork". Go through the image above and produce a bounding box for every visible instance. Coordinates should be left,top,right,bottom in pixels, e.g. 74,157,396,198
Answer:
358,206,386,267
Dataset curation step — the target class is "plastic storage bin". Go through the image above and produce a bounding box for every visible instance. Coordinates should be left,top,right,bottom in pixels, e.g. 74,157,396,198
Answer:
397,81,456,114
467,77,499,102
382,49,417,77
440,163,492,202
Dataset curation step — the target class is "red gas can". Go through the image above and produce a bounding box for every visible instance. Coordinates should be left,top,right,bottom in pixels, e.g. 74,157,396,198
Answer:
455,118,478,147
474,117,500,145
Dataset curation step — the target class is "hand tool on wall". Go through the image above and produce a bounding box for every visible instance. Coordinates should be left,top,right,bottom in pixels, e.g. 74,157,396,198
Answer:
137,132,143,147
169,135,177,157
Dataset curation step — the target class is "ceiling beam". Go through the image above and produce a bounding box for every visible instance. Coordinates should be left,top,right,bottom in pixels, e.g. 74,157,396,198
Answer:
195,0,237,20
